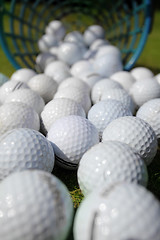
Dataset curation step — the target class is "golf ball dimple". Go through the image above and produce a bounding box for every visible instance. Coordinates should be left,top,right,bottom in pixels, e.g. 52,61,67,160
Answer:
102,116,158,165
73,182,160,240
47,115,99,170
0,170,73,240
0,102,40,135
88,99,132,138
0,128,55,180
78,141,148,196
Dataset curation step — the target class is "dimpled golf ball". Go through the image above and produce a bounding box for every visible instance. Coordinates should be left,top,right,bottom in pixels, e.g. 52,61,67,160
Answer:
47,115,99,170
0,73,9,86
44,60,71,84
83,25,105,46
5,88,45,114
0,102,40,135
88,99,132,138
35,52,57,72
129,78,160,108
54,87,91,114
102,116,157,165
110,70,136,92
41,98,86,134
58,77,90,93
93,53,123,77
45,20,66,41
10,68,37,82
101,88,135,114
28,74,58,103
58,42,84,66
91,78,123,104
0,128,55,180
0,170,73,240
78,141,148,196
73,182,160,240
0,80,29,104
70,60,94,78
80,73,102,89
136,98,160,140
130,66,154,81
95,45,121,59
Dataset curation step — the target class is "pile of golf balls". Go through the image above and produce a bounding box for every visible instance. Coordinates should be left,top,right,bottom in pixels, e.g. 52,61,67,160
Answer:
0,18,160,240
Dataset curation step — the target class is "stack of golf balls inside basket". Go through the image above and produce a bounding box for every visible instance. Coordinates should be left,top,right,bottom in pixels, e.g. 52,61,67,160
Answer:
0,20,160,240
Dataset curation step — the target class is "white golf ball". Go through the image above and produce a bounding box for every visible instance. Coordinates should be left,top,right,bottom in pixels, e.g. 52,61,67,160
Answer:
58,77,90,93
130,67,154,81
155,73,160,84
91,78,123,104
129,78,160,108
79,73,102,89
41,98,86,134
35,52,57,72
64,31,85,46
28,74,58,103
78,141,148,196
45,20,66,41
88,99,132,138
10,68,36,82
0,80,29,104
95,45,121,59
0,128,55,180
102,116,157,165
101,88,135,114
44,60,71,84
47,115,99,169
90,39,110,51
93,53,123,77
83,25,105,46
74,182,160,240
5,88,45,114
70,60,94,78
0,170,73,240
136,98,160,140
38,34,58,52
58,42,84,66
54,87,91,114
110,70,136,92
0,102,40,135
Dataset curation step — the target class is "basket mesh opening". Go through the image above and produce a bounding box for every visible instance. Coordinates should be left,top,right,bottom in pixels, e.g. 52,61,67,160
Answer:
0,0,152,70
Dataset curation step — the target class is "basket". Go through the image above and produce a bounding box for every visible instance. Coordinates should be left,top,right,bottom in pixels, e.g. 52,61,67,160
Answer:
0,0,153,71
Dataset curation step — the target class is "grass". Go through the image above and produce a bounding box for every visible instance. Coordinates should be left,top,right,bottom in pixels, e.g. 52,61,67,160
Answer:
0,1,160,221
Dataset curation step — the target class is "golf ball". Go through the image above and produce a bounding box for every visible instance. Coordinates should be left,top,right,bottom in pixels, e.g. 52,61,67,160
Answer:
47,115,99,169
0,170,73,240
102,116,157,165
78,141,148,196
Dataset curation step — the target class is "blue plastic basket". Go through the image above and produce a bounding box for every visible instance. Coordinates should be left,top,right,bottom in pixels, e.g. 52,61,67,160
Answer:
0,0,153,71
